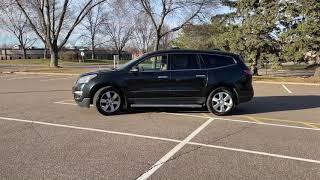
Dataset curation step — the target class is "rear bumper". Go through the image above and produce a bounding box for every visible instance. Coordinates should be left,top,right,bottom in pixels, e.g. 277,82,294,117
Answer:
236,75,254,104
239,92,254,103
238,87,254,103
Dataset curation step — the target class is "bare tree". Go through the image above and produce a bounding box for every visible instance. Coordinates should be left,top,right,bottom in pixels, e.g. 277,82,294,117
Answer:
103,0,134,59
0,1,5,8
80,3,107,59
159,24,175,49
0,5,37,59
0,0,12,9
135,0,215,50
13,0,108,67
132,13,155,52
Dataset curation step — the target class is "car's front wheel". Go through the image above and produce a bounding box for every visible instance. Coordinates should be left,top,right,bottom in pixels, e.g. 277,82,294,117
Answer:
207,87,235,116
93,87,122,116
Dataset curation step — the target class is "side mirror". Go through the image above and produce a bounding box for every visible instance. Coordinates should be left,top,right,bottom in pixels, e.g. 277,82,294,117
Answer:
130,66,139,73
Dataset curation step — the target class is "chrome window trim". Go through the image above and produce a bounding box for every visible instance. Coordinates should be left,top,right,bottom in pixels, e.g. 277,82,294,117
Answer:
133,54,169,73
165,68,206,72
131,52,238,72
207,63,237,70
136,70,169,73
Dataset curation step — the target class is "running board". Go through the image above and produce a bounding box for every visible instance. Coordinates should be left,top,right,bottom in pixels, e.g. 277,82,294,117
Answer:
130,104,202,108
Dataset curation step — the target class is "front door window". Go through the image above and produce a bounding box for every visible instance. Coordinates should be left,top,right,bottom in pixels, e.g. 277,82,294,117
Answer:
137,55,168,72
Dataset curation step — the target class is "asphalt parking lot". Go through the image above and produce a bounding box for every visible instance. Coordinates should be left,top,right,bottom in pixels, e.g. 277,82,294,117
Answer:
0,73,319,179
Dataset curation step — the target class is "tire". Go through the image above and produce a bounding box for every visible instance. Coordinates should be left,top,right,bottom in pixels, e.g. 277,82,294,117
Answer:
93,86,122,116
206,87,236,116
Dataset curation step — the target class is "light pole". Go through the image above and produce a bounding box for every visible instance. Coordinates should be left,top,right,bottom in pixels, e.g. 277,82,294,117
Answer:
79,49,85,63
113,55,119,69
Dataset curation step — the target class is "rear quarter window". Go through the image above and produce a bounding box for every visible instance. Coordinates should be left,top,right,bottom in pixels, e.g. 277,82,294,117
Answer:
201,54,236,69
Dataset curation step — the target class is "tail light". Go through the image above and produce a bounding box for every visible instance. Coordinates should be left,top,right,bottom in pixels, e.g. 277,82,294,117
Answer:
244,69,252,76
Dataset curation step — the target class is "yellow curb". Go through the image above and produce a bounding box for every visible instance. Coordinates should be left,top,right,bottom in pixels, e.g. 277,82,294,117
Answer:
243,116,263,123
249,116,320,129
254,81,320,86
302,123,318,129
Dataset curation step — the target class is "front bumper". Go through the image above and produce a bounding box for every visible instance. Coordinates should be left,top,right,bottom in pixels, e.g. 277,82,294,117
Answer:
75,97,91,108
72,85,90,108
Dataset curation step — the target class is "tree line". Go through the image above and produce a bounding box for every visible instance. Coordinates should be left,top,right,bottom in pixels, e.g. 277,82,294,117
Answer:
174,0,320,68
0,0,216,67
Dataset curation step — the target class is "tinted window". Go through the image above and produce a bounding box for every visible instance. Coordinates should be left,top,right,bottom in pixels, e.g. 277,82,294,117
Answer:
170,54,200,70
202,54,235,68
136,55,168,72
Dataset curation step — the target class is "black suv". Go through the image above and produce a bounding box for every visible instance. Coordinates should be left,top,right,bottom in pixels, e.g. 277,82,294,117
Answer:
72,49,253,116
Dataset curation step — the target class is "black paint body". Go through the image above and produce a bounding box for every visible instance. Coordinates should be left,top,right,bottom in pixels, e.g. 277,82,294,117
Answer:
72,49,254,109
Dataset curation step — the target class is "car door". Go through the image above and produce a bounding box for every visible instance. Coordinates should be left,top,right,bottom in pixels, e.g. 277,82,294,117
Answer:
169,53,208,104
125,54,171,104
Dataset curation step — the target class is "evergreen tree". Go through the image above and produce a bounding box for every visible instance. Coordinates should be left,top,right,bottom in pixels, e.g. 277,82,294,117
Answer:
173,0,320,68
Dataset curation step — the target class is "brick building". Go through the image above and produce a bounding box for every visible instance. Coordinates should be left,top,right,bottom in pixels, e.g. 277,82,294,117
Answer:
0,48,49,60
0,47,132,60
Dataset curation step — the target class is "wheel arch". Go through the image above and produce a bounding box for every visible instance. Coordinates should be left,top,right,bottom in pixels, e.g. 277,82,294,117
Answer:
89,83,128,108
206,83,239,105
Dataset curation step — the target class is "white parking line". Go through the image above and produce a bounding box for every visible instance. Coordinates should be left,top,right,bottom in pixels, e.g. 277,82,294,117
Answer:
188,142,320,165
55,102,78,106
137,118,214,180
0,74,18,78
6,75,53,80
282,84,293,94
40,76,75,82
53,102,320,132
54,101,320,132
0,116,320,168
0,116,181,143
0,74,28,79
164,112,208,119
165,113,320,132
54,100,77,106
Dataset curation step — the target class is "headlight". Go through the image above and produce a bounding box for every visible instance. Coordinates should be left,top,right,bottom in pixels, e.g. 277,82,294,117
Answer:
77,74,97,84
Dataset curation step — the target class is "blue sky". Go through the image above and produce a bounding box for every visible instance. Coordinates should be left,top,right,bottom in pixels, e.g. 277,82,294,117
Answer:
0,31,14,46
0,5,232,48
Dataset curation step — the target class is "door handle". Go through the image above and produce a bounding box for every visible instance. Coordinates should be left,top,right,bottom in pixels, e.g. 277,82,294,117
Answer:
196,75,206,78
158,75,168,79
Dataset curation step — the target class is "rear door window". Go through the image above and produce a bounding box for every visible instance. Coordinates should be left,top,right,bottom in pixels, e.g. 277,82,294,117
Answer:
170,54,201,70
201,54,235,69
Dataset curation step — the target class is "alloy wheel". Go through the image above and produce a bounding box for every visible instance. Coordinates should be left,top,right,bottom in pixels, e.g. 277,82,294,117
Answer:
99,91,121,113
211,92,233,113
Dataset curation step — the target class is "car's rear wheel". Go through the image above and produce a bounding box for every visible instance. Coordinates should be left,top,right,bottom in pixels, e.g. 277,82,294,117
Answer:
207,87,235,116
93,87,122,116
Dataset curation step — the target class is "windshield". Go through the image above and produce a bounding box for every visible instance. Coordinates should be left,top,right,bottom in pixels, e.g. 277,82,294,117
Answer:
118,55,144,70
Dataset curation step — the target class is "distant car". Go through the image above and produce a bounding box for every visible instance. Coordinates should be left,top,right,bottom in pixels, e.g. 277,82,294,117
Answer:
72,49,254,116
